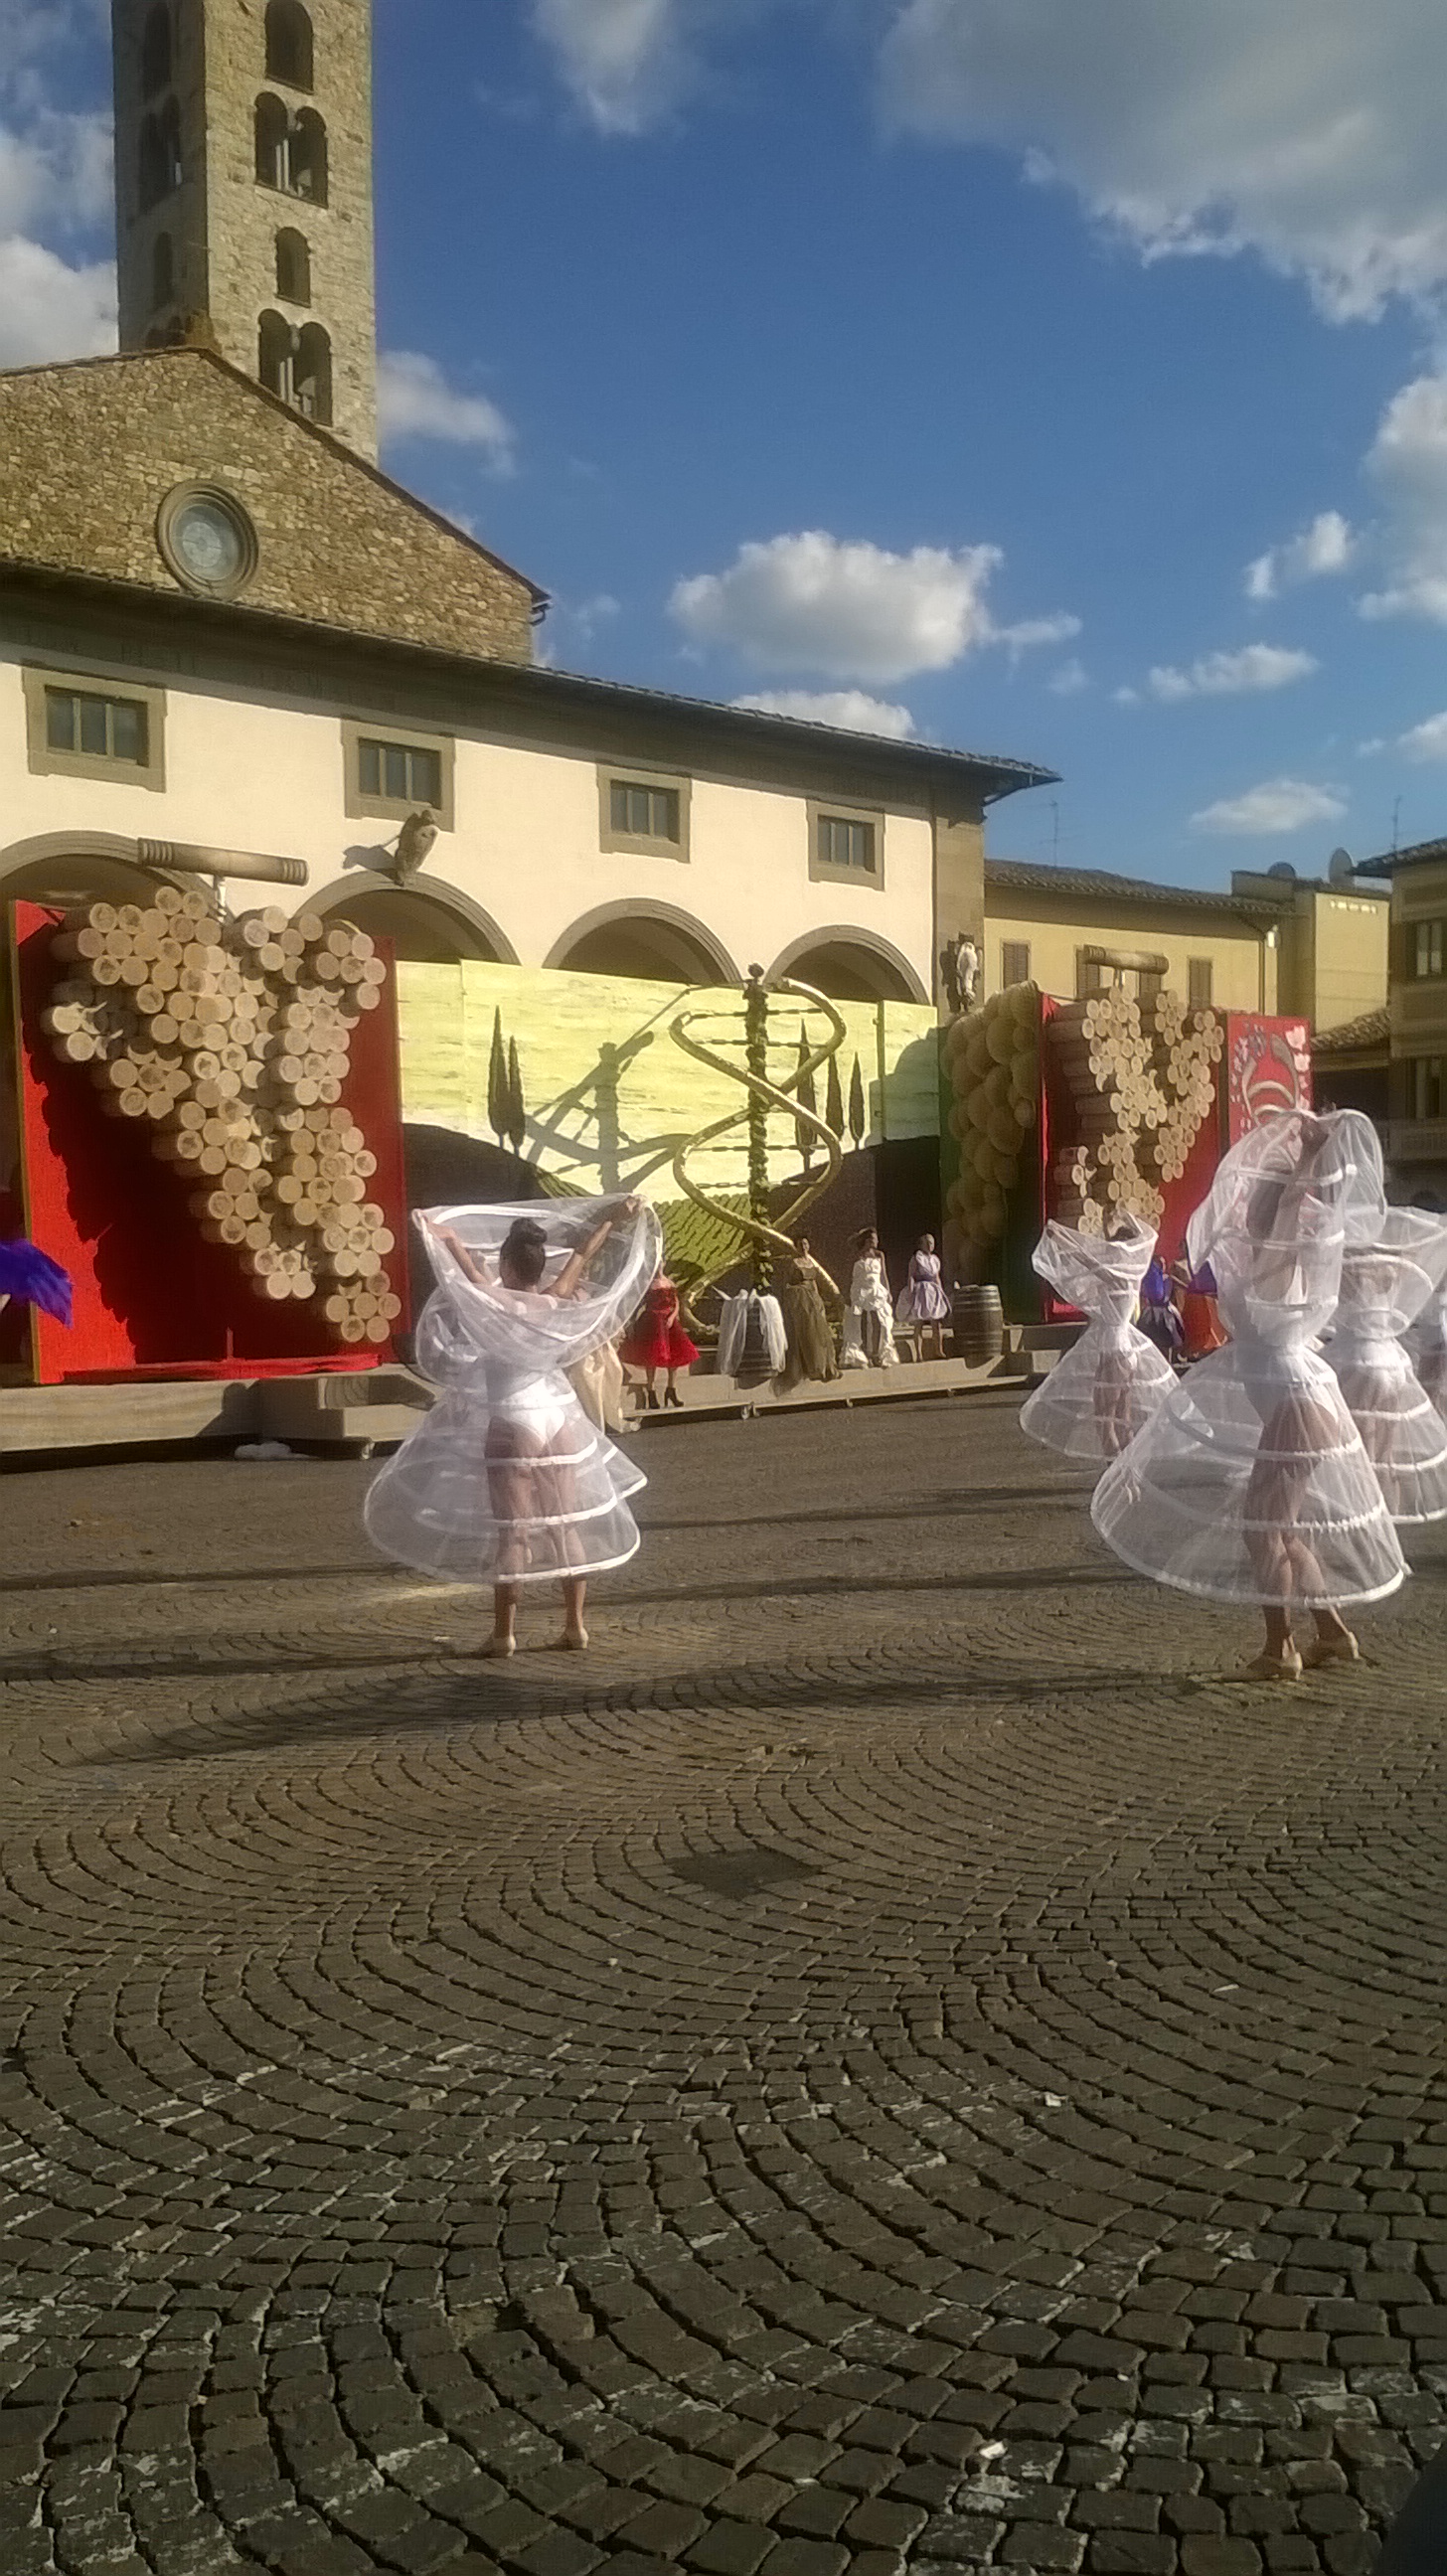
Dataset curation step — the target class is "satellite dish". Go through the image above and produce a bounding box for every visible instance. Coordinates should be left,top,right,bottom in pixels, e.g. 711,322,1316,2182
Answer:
1266,861,1297,881
1328,846,1355,886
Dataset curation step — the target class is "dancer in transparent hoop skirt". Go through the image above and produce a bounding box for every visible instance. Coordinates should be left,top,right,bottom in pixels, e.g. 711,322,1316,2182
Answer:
1091,1110,1405,1679
1020,1210,1177,1464
366,1198,661,1653
1328,1208,1447,1524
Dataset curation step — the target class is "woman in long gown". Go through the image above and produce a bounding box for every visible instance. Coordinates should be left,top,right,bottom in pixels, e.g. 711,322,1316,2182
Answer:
1091,1109,1404,1681
365,1197,661,1657
1021,1211,1177,1465
1327,1208,1447,1524
775,1236,838,1391
842,1229,897,1369
895,1233,951,1359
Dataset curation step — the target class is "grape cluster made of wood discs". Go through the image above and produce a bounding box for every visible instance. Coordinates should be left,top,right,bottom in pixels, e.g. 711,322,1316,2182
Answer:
43,889,403,1346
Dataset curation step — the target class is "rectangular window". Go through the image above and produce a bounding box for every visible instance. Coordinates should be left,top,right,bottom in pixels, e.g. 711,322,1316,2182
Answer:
1001,939,1031,986
1077,953,1106,999
25,667,165,788
598,766,692,860
343,721,454,831
609,780,680,844
817,815,876,875
1413,1056,1445,1121
1137,968,1165,1005
44,686,149,765
808,801,884,886
358,737,443,810
1188,957,1214,1007
1413,919,1445,978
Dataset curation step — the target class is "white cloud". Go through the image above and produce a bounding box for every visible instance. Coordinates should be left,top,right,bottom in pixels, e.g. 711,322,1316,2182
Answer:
0,233,113,365
999,610,1081,658
377,353,515,467
881,0,1447,322
731,688,916,739
530,0,699,133
670,529,1073,683
1192,777,1348,836
1360,372,1447,623
1145,643,1318,703
1048,657,1089,696
1244,510,1357,601
1398,710,1447,761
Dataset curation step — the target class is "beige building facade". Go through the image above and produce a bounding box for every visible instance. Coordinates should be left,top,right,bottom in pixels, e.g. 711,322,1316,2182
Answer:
0,353,1049,1016
1229,864,1389,1034
1355,839,1447,1189
982,859,1281,1015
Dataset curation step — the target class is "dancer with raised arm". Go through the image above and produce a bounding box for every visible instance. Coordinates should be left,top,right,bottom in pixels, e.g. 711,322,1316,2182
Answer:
366,1197,661,1658
1327,1208,1447,1525
1091,1110,1404,1681
1021,1210,1177,1464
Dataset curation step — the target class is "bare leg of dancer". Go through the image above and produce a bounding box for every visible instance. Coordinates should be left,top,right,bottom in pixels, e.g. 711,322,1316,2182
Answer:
559,1576,588,1650
487,1582,519,1658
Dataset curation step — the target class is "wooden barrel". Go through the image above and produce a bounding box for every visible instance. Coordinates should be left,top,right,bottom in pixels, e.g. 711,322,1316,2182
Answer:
952,1283,1004,1366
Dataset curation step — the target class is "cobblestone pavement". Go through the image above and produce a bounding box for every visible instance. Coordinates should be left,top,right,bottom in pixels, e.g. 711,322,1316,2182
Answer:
2,1391,1445,2576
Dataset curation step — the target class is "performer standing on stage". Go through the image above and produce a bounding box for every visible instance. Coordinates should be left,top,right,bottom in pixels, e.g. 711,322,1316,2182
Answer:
842,1228,897,1369
895,1233,951,1360
1327,1208,1447,1525
1091,1110,1404,1681
1021,1210,1177,1464
775,1235,839,1391
618,1269,699,1410
366,1197,660,1657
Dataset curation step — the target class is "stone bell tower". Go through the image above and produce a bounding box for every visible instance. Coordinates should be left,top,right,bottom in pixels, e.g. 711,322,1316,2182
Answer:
112,0,379,459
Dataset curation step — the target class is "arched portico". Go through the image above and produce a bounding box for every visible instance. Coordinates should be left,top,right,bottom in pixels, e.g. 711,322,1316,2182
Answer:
766,927,929,1005
306,874,518,965
0,831,189,915
546,901,739,987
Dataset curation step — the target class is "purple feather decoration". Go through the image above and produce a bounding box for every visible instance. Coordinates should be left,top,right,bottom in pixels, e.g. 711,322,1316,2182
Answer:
0,1239,74,1326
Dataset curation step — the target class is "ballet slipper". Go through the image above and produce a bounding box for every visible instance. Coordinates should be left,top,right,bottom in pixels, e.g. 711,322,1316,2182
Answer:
481,1635,517,1660
1233,1648,1303,1683
1301,1631,1361,1670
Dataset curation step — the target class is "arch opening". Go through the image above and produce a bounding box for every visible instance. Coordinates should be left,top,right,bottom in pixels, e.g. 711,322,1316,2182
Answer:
550,907,735,986
257,308,294,403
290,107,328,204
138,98,182,210
310,877,514,967
274,226,310,305
141,2,172,99
294,321,332,424
770,934,924,1005
151,231,175,310
253,90,289,189
265,0,315,89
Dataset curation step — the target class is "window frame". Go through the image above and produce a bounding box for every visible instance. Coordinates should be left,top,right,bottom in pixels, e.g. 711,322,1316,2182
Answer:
597,764,692,863
806,798,885,889
1412,918,1445,980
1000,939,1032,987
1188,957,1214,1007
23,665,166,792
1411,1055,1445,1122
342,719,455,833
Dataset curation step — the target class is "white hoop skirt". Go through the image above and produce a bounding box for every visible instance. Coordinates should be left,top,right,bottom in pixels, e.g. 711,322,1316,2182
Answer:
1409,1288,1447,1421
1091,1110,1405,1608
1328,1209,1447,1524
1021,1213,1177,1464
365,1199,661,1587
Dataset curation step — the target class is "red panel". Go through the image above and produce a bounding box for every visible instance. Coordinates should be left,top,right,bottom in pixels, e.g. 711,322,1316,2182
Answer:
1222,1012,1313,1143
11,902,411,1385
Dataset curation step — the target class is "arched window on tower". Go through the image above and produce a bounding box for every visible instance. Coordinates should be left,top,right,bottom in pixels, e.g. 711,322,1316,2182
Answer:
289,108,328,204
258,309,295,405
254,91,290,190
138,98,183,210
264,0,315,90
141,2,173,99
294,323,333,425
274,227,311,305
151,232,175,310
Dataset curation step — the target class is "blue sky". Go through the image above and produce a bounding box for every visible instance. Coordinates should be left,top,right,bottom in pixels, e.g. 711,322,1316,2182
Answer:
6,0,1447,884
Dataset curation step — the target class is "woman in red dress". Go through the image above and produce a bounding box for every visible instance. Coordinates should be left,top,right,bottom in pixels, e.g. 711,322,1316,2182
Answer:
620,1272,699,1409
